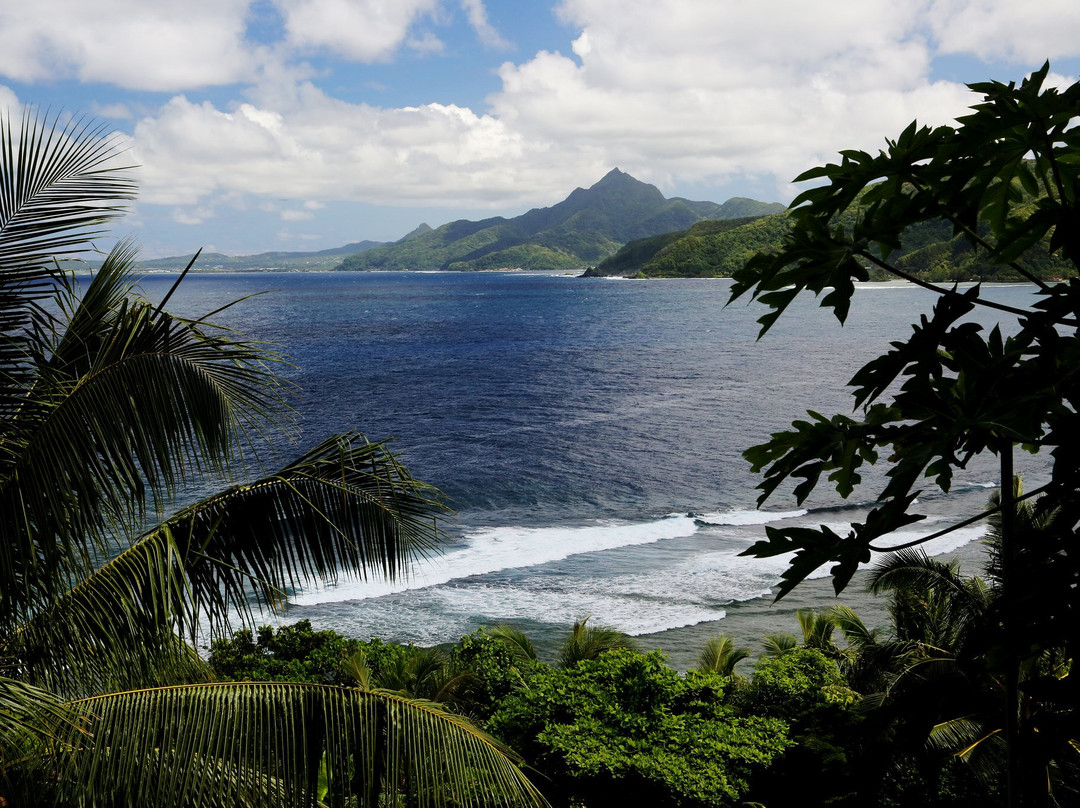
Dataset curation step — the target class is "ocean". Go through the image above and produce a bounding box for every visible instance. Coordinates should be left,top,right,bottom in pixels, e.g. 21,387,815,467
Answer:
139,271,1047,669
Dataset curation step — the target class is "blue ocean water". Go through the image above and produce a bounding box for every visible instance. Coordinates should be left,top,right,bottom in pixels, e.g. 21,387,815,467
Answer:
140,271,1048,667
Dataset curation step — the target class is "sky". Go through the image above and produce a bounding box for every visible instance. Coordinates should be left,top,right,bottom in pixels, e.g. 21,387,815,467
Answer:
1,1,1078,259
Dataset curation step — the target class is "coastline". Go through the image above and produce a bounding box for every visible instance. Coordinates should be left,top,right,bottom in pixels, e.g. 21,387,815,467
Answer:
638,534,990,672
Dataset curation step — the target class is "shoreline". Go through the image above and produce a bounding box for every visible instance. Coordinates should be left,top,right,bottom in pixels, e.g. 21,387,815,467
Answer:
638,535,991,672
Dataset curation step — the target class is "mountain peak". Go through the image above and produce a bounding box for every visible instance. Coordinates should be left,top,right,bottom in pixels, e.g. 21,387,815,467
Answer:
591,167,641,189
565,168,664,208
337,170,780,271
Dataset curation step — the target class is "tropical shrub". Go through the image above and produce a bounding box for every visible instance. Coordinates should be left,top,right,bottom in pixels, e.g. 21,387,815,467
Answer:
736,648,864,807
488,648,789,808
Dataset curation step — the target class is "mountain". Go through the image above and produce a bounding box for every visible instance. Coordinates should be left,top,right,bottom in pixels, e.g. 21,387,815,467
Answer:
583,214,792,278
136,240,384,271
335,169,785,272
585,199,1075,281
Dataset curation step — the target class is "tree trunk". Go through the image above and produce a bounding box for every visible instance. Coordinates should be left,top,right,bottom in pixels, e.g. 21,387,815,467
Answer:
1000,445,1021,808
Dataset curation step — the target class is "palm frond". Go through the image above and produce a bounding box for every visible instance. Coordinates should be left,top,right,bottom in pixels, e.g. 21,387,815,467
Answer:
927,715,996,753
0,110,135,271
0,111,135,406
51,683,548,808
882,654,965,703
556,617,634,669
867,548,967,597
344,650,377,693
0,676,77,751
487,625,538,666
6,435,443,692
697,634,751,676
868,548,990,649
824,605,879,650
0,677,86,806
929,716,1006,783
0,258,292,618
761,633,797,657
796,608,837,650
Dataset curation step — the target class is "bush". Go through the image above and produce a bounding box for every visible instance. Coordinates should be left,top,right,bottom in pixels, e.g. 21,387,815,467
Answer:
488,648,789,808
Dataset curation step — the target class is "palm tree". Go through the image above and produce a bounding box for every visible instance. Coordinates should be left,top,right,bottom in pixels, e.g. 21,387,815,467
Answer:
696,634,751,679
0,112,546,807
487,624,539,668
486,618,633,671
864,483,1079,805
760,631,798,658
555,617,634,669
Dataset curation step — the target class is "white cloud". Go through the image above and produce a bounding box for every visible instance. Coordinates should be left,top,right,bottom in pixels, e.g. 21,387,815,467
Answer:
274,0,440,61
91,102,135,120
0,0,448,91
927,0,1080,62
407,31,446,55
0,0,256,91
461,0,510,50
277,228,322,241
0,84,21,115
130,83,589,209
485,0,974,196
281,209,315,220
171,206,214,225
108,0,1080,232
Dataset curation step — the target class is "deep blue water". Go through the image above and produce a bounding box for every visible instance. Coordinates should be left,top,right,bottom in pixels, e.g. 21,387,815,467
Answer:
138,271,1049,666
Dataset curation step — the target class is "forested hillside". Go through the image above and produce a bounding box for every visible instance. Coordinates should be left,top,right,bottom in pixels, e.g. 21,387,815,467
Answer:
335,169,784,271
585,184,1075,281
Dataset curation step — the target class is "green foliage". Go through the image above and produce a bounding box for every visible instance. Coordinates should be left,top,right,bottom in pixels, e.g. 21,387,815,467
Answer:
696,634,752,678
447,243,585,270
586,230,687,276
488,648,790,808
208,620,393,686
208,622,532,727
587,214,789,277
737,648,865,807
135,240,384,271
448,629,529,721
731,64,1080,594
737,647,849,718
729,65,1080,805
641,213,794,277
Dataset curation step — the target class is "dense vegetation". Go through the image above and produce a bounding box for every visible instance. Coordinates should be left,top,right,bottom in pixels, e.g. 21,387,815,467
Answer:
585,214,794,278
733,64,1079,807
211,519,1058,808
336,168,783,271
588,180,1075,281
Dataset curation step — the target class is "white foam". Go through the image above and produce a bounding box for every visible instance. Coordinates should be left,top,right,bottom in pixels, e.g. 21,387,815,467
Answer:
695,508,808,526
432,584,725,636
290,515,700,605
710,519,986,587
871,524,986,557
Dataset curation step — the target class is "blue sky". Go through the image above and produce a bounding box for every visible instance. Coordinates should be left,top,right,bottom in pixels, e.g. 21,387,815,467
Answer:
1,0,1078,258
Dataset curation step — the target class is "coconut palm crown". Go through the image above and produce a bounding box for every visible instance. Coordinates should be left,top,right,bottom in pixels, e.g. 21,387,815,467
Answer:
0,112,546,808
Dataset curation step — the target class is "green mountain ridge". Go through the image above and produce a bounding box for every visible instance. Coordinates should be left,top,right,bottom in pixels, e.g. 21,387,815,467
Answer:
136,240,384,271
586,195,1076,281
335,168,785,271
